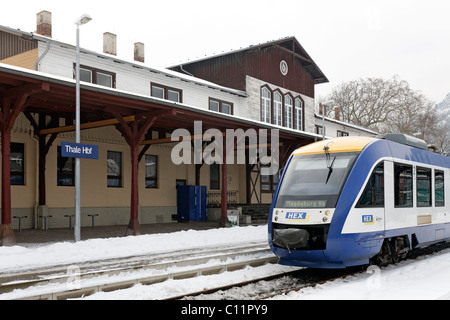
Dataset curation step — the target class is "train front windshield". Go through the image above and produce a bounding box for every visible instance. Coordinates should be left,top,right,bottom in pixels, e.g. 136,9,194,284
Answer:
275,152,359,209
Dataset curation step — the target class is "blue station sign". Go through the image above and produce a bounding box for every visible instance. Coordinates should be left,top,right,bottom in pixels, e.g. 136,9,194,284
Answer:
61,142,99,160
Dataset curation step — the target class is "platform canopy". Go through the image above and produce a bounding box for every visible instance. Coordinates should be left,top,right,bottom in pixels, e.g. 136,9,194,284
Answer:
0,64,322,245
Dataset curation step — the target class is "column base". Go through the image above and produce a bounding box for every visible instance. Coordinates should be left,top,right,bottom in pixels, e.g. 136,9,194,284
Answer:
218,216,231,228
0,224,16,246
125,219,142,236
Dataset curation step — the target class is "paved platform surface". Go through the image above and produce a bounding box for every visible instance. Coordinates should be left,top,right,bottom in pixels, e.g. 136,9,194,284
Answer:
13,221,223,245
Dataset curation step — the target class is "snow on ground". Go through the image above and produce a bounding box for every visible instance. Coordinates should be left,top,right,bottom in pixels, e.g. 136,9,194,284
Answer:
0,225,268,273
1,225,450,300
80,245,450,300
272,247,450,300
78,264,296,300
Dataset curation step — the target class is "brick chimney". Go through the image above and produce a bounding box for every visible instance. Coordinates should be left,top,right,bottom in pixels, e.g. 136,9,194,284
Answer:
36,11,52,37
319,103,327,116
134,42,145,63
335,107,341,121
103,32,117,56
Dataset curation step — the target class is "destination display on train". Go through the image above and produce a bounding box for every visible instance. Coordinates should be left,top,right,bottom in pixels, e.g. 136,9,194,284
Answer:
283,200,327,208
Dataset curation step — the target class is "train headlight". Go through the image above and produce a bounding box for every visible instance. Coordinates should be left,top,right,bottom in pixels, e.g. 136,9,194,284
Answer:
323,217,328,223
325,210,331,216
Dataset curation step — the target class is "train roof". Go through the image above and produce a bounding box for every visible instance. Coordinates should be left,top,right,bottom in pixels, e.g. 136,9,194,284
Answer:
293,133,434,157
293,136,378,156
376,133,428,151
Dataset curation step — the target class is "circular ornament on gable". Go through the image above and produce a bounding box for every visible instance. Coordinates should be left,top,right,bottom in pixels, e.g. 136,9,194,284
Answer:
280,60,289,76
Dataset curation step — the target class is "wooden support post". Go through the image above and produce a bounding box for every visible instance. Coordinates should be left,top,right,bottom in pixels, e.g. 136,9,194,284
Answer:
25,112,59,206
0,125,14,246
128,127,141,236
0,82,49,246
113,109,175,236
218,140,230,228
245,150,252,205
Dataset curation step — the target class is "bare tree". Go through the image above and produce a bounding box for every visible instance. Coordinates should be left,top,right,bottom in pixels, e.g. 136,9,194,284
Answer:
426,111,450,155
327,76,421,130
325,76,450,152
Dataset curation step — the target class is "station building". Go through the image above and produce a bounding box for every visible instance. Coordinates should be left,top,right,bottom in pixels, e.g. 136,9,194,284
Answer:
0,11,375,245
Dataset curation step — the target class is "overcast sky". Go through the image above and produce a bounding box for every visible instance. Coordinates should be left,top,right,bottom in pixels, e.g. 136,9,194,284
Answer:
1,0,449,103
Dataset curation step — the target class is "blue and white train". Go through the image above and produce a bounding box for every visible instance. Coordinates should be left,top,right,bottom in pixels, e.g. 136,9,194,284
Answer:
268,134,450,268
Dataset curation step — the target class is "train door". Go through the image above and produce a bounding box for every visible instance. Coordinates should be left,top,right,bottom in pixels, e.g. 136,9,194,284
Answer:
383,160,394,232
343,160,387,235
433,169,447,241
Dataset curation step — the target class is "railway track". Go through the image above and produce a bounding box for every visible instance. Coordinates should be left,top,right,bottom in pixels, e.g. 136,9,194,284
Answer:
8,240,448,300
173,267,361,300
0,242,279,300
175,241,450,300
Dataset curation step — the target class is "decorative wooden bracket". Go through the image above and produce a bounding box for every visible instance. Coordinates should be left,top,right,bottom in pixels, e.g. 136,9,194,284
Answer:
112,108,176,236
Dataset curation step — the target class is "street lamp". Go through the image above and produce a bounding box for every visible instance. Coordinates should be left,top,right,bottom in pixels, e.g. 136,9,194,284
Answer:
74,14,92,242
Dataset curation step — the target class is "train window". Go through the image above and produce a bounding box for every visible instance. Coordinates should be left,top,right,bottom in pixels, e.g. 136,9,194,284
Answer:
357,162,384,208
275,152,358,209
417,167,432,207
394,163,413,207
435,170,445,207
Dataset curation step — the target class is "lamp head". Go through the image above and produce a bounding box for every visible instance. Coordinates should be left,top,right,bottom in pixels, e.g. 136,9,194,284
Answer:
75,14,92,26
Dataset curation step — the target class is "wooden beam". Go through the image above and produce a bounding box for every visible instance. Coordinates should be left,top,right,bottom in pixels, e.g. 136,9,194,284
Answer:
39,115,136,135
1,82,50,100
275,44,312,64
140,133,284,148
141,132,226,146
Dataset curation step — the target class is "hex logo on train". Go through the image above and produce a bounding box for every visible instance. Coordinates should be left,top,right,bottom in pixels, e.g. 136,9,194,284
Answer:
362,215,374,225
286,212,308,221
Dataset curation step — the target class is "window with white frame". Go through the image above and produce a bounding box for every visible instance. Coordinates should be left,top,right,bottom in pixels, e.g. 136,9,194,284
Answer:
167,89,181,103
209,100,220,112
107,151,122,188
261,87,271,124
97,72,113,88
274,91,283,126
10,143,25,186
145,155,158,189
295,98,303,130
151,85,165,99
284,95,293,129
80,68,93,83
222,102,232,115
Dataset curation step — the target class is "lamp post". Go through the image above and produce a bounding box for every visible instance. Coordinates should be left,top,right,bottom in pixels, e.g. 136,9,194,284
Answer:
74,14,92,242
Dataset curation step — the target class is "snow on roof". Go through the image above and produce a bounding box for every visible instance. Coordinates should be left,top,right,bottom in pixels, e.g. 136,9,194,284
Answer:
314,113,379,135
0,25,247,98
0,62,322,141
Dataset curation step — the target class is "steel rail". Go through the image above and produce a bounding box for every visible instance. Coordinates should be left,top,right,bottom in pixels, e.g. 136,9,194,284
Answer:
0,243,275,300
176,241,450,300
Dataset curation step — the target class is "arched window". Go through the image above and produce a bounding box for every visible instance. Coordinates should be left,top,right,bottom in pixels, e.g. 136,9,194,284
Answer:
274,91,283,126
261,87,271,124
294,98,303,130
284,95,293,128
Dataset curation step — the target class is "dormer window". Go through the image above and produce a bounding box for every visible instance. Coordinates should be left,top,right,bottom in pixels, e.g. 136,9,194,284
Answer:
151,83,182,103
209,98,233,115
73,64,116,88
